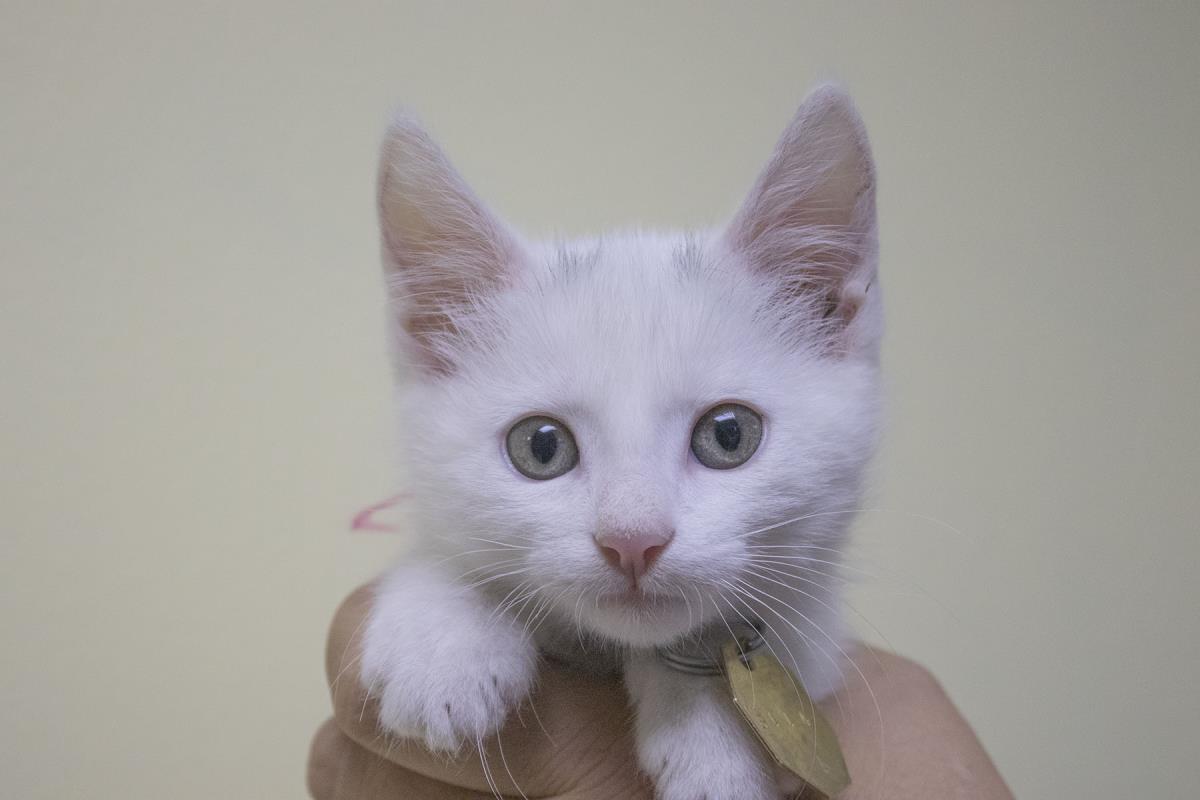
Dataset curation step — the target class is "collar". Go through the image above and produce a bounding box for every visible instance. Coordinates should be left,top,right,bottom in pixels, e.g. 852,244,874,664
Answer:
657,618,765,676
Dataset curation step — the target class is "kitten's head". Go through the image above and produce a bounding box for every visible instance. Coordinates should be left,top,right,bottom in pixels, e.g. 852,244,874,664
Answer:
378,87,880,647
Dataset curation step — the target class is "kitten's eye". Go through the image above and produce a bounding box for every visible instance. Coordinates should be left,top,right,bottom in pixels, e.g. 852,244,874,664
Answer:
506,415,579,480
691,403,763,470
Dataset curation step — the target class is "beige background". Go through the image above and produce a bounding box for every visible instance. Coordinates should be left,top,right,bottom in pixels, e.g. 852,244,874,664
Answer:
3,2,1198,798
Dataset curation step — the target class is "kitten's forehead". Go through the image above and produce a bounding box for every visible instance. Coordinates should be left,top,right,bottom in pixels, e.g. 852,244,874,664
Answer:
504,232,775,404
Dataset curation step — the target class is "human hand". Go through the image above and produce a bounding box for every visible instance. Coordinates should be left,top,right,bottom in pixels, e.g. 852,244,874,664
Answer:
307,584,1013,799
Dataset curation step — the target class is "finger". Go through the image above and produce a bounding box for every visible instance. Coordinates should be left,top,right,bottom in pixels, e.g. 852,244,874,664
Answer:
821,645,1014,800
326,584,652,798
308,717,481,800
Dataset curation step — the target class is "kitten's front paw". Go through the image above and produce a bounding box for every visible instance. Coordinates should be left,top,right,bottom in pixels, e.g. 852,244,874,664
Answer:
359,568,538,752
627,655,782,800
370,643,534,753
643,734,780,800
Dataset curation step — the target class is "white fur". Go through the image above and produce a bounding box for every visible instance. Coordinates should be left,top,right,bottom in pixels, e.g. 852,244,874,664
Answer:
360,85,881,798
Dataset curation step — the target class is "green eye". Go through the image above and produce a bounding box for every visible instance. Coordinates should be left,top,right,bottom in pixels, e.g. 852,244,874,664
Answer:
690,403,763,470
506,415,579,480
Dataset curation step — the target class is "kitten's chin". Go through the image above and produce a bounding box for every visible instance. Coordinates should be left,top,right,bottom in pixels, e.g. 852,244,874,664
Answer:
581,593,700,647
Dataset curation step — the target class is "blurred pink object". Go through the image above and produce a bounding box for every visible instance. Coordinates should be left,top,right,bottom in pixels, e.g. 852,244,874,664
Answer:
350,493,407,532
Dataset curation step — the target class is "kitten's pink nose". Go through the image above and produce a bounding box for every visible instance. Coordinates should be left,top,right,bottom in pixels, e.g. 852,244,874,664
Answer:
595,529,673,581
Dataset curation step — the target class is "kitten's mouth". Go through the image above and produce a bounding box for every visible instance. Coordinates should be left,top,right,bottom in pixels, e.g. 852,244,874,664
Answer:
596,589,677,611
583,587,700,645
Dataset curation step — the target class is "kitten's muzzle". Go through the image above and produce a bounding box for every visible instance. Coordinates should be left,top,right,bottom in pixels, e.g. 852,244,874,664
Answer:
595,527,673,584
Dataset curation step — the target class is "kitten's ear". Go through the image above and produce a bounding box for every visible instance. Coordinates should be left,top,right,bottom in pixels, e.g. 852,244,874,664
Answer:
724,85,879,355
377,113,525,374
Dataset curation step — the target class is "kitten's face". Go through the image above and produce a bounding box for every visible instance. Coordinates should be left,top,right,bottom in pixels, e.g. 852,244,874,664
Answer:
379,87,880,647
403,234,878,645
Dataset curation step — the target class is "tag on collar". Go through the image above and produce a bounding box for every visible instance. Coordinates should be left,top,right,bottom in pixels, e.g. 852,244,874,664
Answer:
721,640,851,799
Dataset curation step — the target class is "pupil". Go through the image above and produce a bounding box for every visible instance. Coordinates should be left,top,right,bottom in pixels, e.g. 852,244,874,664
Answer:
530,425,558,464
713,411,741,451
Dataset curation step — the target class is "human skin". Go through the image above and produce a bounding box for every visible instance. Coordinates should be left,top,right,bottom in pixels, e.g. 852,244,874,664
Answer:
308,585,1014,800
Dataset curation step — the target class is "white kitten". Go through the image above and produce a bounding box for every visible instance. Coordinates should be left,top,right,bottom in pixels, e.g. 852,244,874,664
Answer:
359,85,881,800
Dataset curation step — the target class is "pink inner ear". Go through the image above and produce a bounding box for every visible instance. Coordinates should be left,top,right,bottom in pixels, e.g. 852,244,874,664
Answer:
377,116,523,376
350,492,408,532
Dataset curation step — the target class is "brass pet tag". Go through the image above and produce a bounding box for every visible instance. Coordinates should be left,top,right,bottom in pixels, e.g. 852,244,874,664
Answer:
722,640,851,799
